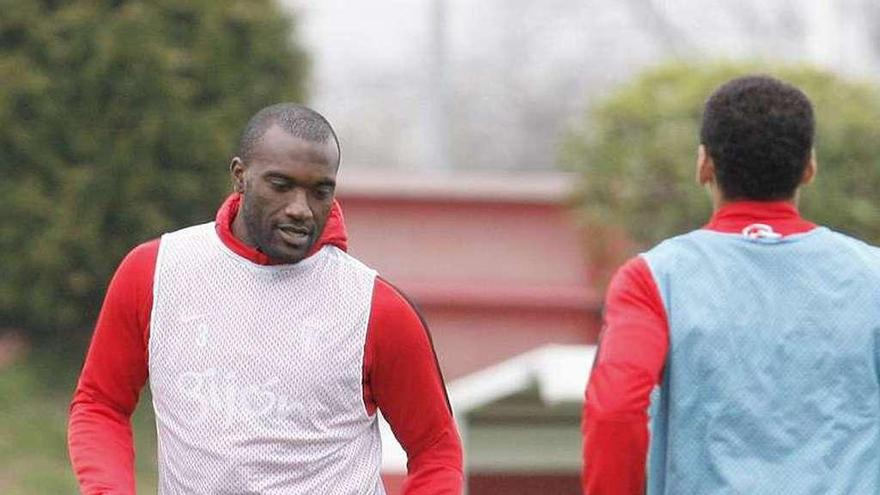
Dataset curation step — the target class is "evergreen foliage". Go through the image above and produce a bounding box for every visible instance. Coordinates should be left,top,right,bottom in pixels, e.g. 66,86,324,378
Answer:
562,62,880,253
0,0,308,342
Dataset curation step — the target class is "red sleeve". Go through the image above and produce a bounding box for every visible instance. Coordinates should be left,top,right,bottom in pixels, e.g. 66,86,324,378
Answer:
68,239,157,495
582,256,668,495
363,277,464,494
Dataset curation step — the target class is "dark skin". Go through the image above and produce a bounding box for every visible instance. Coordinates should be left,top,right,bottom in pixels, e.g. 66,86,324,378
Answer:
230,124,340,264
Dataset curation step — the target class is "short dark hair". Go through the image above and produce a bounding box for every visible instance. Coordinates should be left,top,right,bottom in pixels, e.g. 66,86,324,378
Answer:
237,103,340,166
700,75,814,200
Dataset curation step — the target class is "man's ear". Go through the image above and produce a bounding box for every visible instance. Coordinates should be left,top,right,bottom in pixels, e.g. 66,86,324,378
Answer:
696,145,715,186
800,150,817,186
230,157,246,193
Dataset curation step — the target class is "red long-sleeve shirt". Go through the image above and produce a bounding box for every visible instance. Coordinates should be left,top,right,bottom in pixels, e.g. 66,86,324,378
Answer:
69,194,463,494
582,201,816,495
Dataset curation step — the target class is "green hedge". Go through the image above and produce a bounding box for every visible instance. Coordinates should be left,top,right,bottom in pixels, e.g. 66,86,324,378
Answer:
562,62,880,252
0,0,308,343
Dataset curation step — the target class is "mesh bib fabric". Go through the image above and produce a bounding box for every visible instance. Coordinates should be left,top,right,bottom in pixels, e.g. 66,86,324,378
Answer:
149,223,383,494
642,226,880,495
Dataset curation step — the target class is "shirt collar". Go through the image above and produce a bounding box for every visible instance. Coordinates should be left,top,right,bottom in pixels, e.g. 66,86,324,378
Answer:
704,200,816,236
214,193,348,265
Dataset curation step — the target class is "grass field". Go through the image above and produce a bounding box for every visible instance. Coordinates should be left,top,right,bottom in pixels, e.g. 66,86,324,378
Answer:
0,353,158,494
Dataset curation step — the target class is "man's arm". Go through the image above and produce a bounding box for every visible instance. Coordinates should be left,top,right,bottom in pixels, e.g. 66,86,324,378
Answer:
68,240,157,494
582,256,669,495
364,278,463,494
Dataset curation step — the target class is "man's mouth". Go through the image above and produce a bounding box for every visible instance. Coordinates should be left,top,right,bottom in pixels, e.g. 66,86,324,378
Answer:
276,224,312,246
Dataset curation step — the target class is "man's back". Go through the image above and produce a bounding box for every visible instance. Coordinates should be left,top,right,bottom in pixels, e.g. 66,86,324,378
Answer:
643,226,880,494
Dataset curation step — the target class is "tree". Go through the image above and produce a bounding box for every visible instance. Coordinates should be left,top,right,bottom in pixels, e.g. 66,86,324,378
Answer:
0,0,308,344
561,62,880,279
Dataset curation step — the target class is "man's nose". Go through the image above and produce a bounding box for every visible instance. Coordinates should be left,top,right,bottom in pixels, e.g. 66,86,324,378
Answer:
283,189,313,221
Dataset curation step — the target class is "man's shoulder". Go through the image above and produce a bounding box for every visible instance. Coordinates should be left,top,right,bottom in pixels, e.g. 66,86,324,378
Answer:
367,277,430,342
118,238,161,273
153,222,217,259
822,227,879,248
161,221,215,241
107,238,161,298
638,229,707,266
323,246,379,278
371,277,415,311
128,237,161,259
819,227,880,265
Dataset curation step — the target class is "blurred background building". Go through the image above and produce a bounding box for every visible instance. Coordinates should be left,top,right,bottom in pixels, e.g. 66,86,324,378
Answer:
336,171,599,491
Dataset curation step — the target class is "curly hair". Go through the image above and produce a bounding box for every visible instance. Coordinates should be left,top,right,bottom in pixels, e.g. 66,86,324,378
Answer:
700,75,814,201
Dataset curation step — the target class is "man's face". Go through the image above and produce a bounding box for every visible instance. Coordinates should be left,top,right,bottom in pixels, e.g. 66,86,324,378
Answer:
231,125,339,264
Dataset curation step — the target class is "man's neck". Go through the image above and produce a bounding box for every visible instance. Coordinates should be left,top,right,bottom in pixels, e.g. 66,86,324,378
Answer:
712,190,799,212
230,206,255,248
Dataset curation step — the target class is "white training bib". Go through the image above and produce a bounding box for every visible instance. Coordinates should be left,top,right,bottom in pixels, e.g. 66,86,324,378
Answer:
148,222,383,494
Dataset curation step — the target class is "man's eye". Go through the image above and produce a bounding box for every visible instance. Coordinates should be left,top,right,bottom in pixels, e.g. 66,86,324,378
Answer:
269,179,290,190
313,188,333,200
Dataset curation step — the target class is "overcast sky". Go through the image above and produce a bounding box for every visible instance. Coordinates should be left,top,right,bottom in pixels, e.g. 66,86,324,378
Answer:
280,0,880,171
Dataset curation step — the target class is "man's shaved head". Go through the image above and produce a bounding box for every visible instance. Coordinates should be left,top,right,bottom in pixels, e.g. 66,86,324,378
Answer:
237,103,340,167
